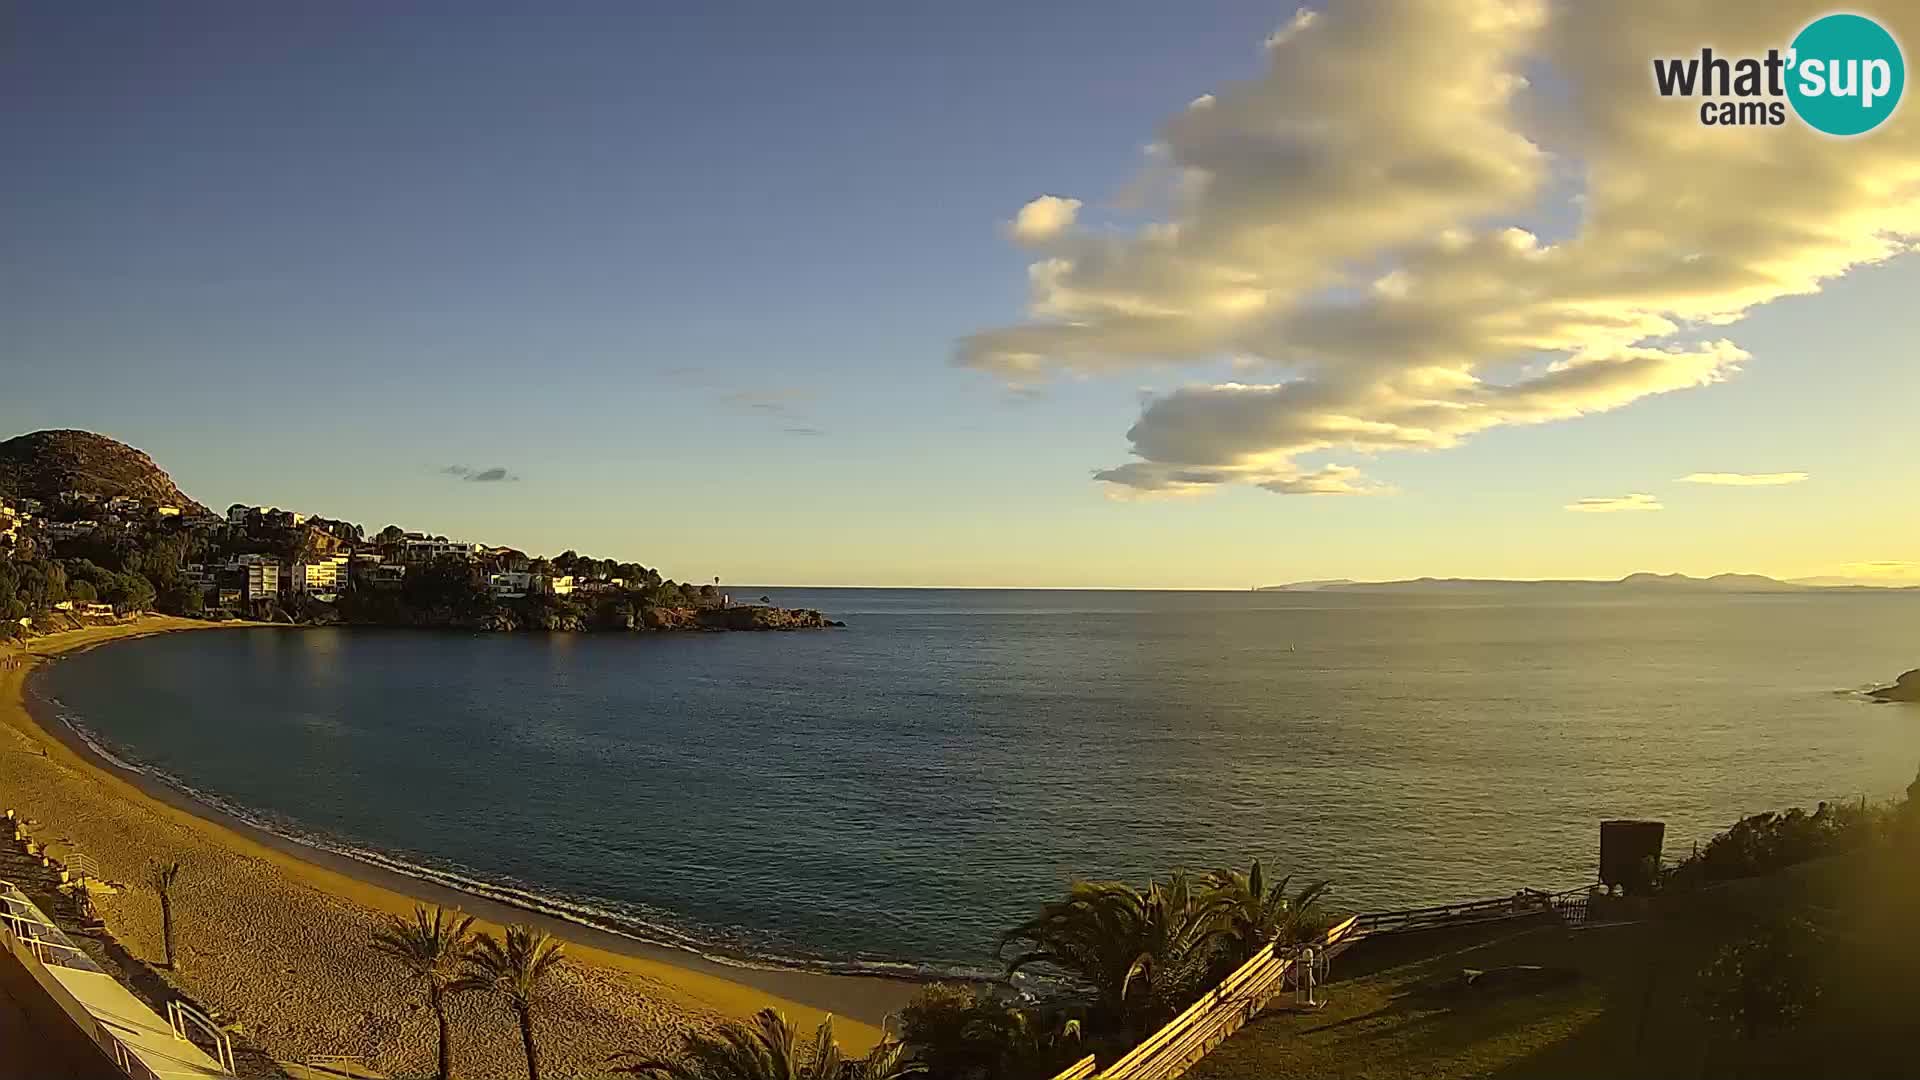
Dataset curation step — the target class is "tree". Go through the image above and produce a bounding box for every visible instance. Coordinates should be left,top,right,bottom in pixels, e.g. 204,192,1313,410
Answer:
458,925,565,1080
614,1007,921,1080
1200,860,1332,967
372,905,478,1080
146,861,182,969
1000,873,1223,1034
69,580,98,603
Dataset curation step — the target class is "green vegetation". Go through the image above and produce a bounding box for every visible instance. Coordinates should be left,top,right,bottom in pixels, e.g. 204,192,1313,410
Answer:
458,924,567,1080
614,1007,923,1080
372,905,478,1080
884,859,1336,1078
896,984,1085,1080
1187,769,1920,1080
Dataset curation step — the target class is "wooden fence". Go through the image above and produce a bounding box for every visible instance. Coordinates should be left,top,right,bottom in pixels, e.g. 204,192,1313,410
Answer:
1048,915,1361,1080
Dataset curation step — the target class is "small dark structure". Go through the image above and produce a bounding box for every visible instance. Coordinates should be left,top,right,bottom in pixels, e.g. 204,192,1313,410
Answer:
1599,819,1665,896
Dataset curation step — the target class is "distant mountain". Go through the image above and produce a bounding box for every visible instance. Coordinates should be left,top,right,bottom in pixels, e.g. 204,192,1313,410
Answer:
1256,579,1357,592
1258,573,1917,594
0,430,207,513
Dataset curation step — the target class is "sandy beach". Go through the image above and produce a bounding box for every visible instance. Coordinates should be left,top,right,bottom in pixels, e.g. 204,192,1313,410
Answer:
1,618,915,1078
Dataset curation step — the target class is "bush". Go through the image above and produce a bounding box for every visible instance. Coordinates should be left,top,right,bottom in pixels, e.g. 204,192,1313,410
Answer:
1695,915,1825,1039
1667,801,1881,889
898,983,1085,1080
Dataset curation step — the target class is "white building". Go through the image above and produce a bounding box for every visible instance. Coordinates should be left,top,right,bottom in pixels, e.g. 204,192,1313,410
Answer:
401,538,480,563
288,555,351,601
488,571,535,598
45,520,98,541
230,555,281,602
227,504,254,525
487,572,575,599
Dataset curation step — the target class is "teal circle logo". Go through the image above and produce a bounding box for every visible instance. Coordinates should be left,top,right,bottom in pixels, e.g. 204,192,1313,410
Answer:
1787,13,1905,136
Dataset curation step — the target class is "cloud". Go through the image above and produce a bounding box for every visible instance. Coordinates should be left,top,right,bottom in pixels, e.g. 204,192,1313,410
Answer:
1009,196,1083,246
1676,472,1808,486
443,465,519,483
783,426,827,437
723,389,812,414
958,0,1920,496
1565,493,1662,513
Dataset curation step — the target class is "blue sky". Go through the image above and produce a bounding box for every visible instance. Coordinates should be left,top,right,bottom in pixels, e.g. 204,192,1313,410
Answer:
5,2,1918,587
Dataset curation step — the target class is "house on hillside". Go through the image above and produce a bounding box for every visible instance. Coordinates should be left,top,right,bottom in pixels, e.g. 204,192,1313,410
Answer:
288,555,350,602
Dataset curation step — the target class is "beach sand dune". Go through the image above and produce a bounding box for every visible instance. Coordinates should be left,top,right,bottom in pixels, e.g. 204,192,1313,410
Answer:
2,619,907,1078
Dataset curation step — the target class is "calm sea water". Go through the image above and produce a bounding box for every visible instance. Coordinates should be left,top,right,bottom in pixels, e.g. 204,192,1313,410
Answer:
36,589,1920,975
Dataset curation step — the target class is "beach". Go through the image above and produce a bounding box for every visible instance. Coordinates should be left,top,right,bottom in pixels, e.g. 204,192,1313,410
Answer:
1,618,912,1078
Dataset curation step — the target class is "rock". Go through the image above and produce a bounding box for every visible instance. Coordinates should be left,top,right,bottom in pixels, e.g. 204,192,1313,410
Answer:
695,605,829,631
1868,669,1920,702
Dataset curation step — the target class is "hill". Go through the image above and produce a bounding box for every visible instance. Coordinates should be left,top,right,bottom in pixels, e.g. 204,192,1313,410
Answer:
1259,573,1916,594
0,429,206,513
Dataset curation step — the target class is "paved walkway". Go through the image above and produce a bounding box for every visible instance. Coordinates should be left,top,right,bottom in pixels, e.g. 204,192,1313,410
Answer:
2,882,228,1079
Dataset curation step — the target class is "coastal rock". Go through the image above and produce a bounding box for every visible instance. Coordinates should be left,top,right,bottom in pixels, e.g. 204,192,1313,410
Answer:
695,605,829,631
1868,669,1920,702
636,605,829,631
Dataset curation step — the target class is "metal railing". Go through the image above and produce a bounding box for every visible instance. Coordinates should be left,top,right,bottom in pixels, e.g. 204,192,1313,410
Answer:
3,879,233,1078
169,998,238,1074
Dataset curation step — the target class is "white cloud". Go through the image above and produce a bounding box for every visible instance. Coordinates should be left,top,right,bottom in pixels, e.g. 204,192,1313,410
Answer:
1566,493,1663,513
1008,196,1083,247
958,0,1920,496
1676,472,1808,486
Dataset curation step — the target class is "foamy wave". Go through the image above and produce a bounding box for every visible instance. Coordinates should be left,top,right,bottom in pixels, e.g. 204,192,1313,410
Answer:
50,707,985,982
62,715,151,777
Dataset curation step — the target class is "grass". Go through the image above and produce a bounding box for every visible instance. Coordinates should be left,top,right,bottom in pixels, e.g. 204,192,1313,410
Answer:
1189,838,1920,1080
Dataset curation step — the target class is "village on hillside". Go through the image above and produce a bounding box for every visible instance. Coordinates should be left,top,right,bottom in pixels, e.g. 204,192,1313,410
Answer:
0,490,819,636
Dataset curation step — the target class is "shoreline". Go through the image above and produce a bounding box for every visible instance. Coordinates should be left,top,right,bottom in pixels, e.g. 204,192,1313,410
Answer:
2,617,915,1068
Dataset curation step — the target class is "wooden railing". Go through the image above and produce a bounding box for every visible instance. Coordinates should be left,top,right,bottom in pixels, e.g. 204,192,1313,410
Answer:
1049,916,1362,1080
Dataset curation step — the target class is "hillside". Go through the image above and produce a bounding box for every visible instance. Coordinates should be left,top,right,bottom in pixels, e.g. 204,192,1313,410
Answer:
0,430,206,513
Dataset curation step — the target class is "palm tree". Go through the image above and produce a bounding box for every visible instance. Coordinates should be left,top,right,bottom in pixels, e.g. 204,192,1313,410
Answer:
1201,860,1333,966
372,905,476,1080
458,924,565,1080
146,861,182,970
613,1007,922,1079
999,873,1223,1033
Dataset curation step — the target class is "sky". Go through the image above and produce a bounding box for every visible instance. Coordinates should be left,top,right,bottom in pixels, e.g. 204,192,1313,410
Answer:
4,1,1918,588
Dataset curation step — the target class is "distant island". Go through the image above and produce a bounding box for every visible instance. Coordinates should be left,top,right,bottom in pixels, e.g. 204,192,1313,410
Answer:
1258,572,1919,594
0,429,838,637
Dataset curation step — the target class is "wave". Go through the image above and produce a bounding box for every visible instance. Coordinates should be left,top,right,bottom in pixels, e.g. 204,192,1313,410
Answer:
41,695,988,983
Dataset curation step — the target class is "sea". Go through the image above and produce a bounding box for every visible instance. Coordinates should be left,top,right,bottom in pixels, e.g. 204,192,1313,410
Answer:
33,588,1920,979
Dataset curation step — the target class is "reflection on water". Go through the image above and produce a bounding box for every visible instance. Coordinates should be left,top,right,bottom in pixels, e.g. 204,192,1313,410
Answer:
41,589,1920,972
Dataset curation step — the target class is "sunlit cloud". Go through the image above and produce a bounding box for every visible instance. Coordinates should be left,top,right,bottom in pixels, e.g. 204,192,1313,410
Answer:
1008,195,1083,246
1565,493,1662,513
958,0,1920,497
1676,472,1808,486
